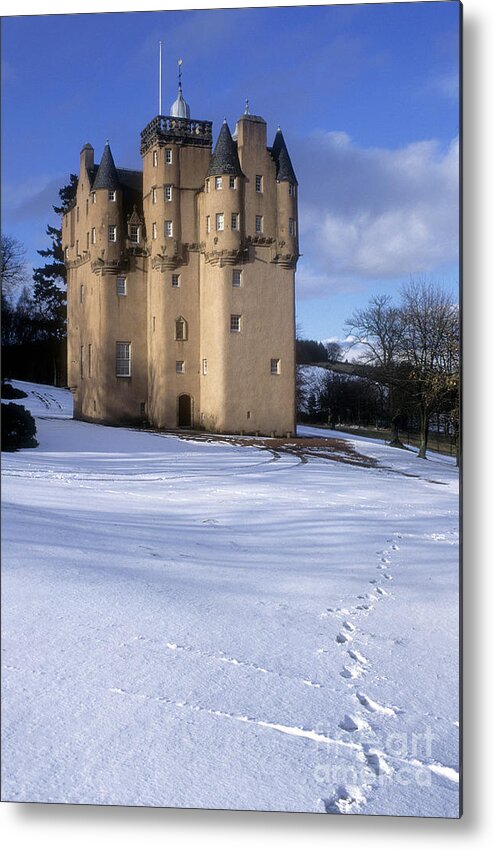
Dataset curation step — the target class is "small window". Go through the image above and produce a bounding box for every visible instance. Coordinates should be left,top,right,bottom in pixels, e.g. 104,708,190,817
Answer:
85,199,89,216
152,187,157,204
175,317,187,341
171,274,180,288
80,345,84,379
153,150,158,167
129,225,139,244
271,358,280,375
232,269,242,287
216,213,224,231
176,360,185,374
165,220,173,237
247,411,251,420
109,190,116,202
165,148,172,164
91,227,96,244
76,206,80,222
289,218,296,237
230,314,241,333
288,183,295,197
231,213,239,231
202,358,208,375
206,215,211,234
140,402,146,416
64,247,69,259
91,192,96,204
116,276,127,296
116,342,131,377
80,284,84,303
108,225,117,242
152,316,156,332
76,239,79,255
215,176,222,190
152,222,157,240
255,215,263,234
229,176,236,189
86,232,90,249
164,184,172,202
88,344,93,378
205,178,210,193
255,175,263,193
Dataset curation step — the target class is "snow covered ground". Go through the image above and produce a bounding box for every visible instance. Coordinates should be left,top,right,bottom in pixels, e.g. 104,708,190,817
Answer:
1,381,460,816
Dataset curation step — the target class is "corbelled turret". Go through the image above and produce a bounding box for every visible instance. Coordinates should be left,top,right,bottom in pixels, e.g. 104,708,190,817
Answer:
207,120,243,178
92,141,120,190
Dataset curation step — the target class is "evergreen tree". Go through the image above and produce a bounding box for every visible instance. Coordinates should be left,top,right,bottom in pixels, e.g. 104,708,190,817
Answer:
32,173,78,341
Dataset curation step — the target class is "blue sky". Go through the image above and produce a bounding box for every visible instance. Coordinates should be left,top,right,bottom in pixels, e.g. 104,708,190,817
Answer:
1,1,460,342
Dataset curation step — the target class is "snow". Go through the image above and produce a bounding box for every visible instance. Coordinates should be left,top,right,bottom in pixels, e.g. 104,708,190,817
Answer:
1,381,459,816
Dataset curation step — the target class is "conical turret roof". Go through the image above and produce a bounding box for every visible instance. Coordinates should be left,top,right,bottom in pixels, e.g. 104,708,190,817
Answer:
92,142,120,191
271,128,298,185
207,121,243,177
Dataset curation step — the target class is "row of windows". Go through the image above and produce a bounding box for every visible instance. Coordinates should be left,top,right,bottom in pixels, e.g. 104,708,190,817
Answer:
81,342,281,380
80,270,242,304
206,176,237,192
151,185,173,203
152,149,173,166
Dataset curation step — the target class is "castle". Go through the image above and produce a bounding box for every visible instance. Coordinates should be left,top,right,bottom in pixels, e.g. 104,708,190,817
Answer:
63,81,299,435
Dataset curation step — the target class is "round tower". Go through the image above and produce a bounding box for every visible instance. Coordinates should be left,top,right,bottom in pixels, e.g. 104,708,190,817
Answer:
203,120,244,265
91,141,124,267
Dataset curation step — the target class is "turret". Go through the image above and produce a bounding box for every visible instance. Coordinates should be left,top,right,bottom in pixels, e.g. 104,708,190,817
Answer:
271,128,299,267
91,142,124,267
203,120,244,264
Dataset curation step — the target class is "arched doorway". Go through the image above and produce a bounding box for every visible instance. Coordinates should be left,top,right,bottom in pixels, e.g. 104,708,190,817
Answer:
177,394,192,428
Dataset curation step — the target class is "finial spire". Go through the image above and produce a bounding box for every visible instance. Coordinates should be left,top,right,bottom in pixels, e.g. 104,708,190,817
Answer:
245,98,249,115
178,57,183,91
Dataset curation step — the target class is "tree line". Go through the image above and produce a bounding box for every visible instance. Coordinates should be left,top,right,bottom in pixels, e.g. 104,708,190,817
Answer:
298,281,460,462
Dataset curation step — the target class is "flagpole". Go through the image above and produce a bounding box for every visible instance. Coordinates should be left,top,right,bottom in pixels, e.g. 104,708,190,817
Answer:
159,41,162,115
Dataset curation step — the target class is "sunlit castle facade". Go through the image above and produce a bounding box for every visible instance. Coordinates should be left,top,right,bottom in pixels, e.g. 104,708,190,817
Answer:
63,80,299,435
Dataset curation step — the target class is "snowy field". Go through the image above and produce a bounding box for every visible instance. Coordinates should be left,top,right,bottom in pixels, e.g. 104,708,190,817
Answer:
1,381,460,816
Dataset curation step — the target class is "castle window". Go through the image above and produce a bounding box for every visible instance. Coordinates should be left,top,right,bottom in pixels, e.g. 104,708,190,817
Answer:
91,192,96,204
86,199,89,216
289,218,296,237
116,342,131,377
129,225,140,244
202,358,208,375
216,213,224,231
116,276,127,296
165,148,172,164
91,227,96,244
171,274,180,288
255,175,263,193
206,215,211,234
152,187,157,204
271,358,280,375
175,317,188,341
206,178,210,193
255,215,263,234
176,360,185,374
80,345,84,379
88,344,93,378
153,150,158,167
288,183,296,197
229,176,236,189
108,225,117,242
80,284,84,303
215,176,222,190
86,232,90,249
64,247,69,259
152,222,157,240
76,239,80,255
165,220,173,237
109,190,116,202
230,314,241,333
232,269,242,287
152,316,156,332
76,206,80,222
164,184,172,202
231,213,239,231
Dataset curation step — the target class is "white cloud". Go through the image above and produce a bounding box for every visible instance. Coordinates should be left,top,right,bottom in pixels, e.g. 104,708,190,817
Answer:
296,132,459,298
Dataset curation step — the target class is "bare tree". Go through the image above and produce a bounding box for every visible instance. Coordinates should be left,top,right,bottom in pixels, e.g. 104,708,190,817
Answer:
399,279,459,460
1,234,28,297
345,294,407,446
